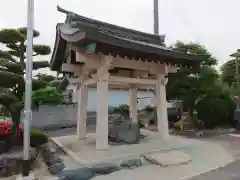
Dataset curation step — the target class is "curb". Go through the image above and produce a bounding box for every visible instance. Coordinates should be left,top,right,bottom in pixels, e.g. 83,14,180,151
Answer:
50,138,88,166
172,128,236,138
33,124,77,132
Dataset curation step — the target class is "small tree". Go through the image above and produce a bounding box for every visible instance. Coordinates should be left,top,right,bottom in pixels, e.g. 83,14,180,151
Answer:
0,27,50,69
196,89,235,128
167,41,218,126
0,27,51,135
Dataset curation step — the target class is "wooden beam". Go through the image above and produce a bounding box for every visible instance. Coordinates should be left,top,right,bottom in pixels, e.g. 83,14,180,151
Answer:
109,76,157,85
87,83,153,90
75,52,101,68
91,74,157,85
112,57,167,73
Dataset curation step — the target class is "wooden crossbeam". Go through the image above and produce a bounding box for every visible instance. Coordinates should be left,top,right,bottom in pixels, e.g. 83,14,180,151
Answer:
91,74,157,85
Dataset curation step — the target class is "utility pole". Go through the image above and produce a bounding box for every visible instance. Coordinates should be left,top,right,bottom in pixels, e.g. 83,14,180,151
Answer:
236,57,239,89
230,51,240,109
22,0,34,177
236,56,240,109
153,0,159,34
230,51,240,90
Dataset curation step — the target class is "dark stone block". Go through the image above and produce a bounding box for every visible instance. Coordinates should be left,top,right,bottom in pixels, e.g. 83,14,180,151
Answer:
29,148,37,161
41,144,52,160
40,144,51,155
120,159,142,169
91,163,121,175
58,168,94,180
0,157,22,177
46,154,62,166
48,162,65,175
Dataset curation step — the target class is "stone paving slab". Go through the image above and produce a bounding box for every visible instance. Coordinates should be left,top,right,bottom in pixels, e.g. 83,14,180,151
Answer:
143,150,191,167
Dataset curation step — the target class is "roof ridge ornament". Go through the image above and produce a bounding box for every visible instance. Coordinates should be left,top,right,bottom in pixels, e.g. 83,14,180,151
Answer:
57,5,77,24
57,5,73,15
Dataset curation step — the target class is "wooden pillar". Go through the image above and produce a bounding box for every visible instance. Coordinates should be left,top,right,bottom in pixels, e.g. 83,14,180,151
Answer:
76,84,88,139
129,86,138,123
96,57,111,150
156,74,169,139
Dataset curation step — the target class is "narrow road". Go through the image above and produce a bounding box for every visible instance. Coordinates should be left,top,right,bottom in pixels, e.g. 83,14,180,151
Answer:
190,134,240,180
190,160,240,180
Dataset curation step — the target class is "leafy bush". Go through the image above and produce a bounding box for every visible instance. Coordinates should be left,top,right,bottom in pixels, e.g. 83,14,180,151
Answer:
142,105,155,112
35,73,55,82
109,104,129,117
32,79,48,91
196,91,235,129
138,119,146,128
32,87,62,105
30,130,48,147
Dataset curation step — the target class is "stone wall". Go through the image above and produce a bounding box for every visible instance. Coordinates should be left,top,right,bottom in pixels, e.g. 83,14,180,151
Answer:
20,104,96,130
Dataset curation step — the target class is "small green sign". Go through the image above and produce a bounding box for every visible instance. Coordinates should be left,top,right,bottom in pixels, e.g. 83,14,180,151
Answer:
86,43,96,53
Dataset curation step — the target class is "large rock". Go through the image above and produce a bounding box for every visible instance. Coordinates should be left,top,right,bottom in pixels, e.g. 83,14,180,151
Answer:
91,163,121,175
109,120,140,144
57,168,95,180
118,121,140,144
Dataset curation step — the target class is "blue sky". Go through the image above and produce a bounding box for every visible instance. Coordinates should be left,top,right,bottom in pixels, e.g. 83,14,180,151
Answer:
0,0,240,73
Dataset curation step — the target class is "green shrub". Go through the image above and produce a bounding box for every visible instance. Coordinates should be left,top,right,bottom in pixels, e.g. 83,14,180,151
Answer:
109,104,129,117
32,87,62,105
196,91,235,129
142,105,155,113
32,79,48,91
30,130,48,147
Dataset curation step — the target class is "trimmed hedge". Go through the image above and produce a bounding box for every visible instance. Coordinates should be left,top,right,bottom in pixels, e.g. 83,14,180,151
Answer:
196,92,235,129
30,130,48,147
